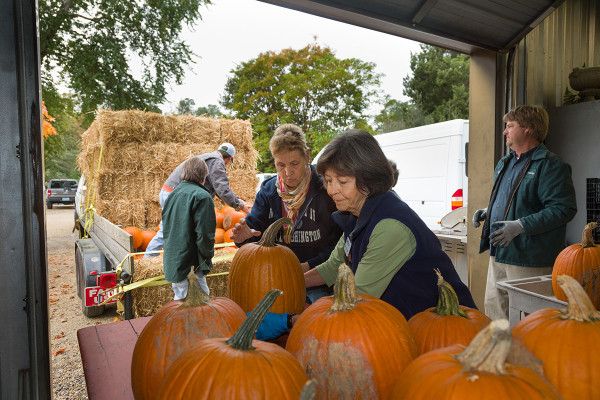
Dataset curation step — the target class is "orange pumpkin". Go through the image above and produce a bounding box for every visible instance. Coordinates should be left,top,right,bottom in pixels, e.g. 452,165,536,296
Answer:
223,210,246,230
228,217,304,314
512,275,600,400
286,264,418,399
552,222,600,308
389,319,560,399
220,205,235,216
123,226,143,248
215,228,225,244
139,230,157,251
215,211,225,229
224,228,234,243
408,269,491,354
155,290,308,400
131,271,246,400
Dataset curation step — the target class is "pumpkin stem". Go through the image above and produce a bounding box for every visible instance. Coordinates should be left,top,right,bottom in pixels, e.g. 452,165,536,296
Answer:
329,264,363,312
179,268,210,308
455,319,511,375
433,269,468,318
226,289,282,350
557,275,600,322
257,217,293,247
581,222,597,248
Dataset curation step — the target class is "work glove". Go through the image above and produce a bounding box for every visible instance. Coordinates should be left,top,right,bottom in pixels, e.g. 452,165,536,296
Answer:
250,312,289,341
489,220,524,247
472,208,487,228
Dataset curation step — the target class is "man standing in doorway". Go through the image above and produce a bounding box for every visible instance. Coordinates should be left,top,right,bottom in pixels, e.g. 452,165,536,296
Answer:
144,143,252,257
473,105,576,319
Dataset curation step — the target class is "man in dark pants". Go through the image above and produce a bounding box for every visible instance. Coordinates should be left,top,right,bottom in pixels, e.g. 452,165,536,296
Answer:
473,105,576,319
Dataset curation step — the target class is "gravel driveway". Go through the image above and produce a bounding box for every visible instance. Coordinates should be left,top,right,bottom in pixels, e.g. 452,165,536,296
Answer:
47,206,119,399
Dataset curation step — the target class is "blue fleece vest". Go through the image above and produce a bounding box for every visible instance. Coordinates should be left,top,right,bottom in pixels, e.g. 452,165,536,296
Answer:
332,191,476,320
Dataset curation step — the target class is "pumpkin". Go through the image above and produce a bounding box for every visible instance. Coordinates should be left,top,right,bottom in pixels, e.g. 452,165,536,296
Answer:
224,228,234,243
285,264,418,400
552,222,600,308
155,289,308,400
123,226,143,248
408,269,491,354
223,210,246,230
215,228,225,244
139,230,157,251
220,205,235,216
215,211,225,229
512,275,600,400
131,270,246,400
389,319,560,399
228,217,305,314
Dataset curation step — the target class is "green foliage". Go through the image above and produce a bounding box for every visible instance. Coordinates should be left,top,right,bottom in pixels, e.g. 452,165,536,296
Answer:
402,44,469,122
176,98,196,115
220,42,382,171
40,0,212,124
375,97,433,132
195,104,222,118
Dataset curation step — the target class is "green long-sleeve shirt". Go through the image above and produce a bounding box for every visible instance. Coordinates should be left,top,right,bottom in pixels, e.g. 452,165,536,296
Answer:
315,219,416,298
162,181,216,283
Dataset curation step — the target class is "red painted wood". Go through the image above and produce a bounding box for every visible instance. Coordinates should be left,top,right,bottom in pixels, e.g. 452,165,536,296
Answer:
77,316,151,400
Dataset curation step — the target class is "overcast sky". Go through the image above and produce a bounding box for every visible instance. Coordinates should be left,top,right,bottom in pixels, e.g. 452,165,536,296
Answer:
160,0,423,115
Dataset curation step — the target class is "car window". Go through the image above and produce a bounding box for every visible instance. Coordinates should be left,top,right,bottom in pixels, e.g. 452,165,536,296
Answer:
50,181,62,189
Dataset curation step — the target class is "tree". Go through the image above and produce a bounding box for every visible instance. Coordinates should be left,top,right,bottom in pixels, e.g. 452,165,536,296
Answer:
374,97,432,132
195,104,222,118
176,98,196,115
40,0,212,123
220,42,382,171
402,44,469,122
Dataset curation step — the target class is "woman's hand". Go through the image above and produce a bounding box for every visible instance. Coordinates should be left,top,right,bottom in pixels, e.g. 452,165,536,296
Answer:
230,218,261,243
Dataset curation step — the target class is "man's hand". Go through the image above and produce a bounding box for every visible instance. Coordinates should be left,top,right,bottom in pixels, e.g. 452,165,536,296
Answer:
490,220,524,247
241,203,252,214
230,218,261,243
472,208,487,228
251,312,289,340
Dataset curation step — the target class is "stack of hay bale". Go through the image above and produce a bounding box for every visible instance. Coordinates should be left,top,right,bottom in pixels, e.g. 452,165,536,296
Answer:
77,109,257,316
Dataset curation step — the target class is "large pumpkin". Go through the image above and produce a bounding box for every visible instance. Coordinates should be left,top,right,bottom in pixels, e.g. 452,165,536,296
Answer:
408,269,491,354
123,226,143,248
131,271,246,400
156,290,308,400
285,264,418,400
139,230,157,251
223,210,246,230
389,319,560,399
228,217,305,314
512,275,600,400
552,222,600,308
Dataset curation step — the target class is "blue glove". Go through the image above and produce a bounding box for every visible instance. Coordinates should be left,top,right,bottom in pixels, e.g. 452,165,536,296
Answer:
472,208,487,228
490,220,524,247
249,312,289,341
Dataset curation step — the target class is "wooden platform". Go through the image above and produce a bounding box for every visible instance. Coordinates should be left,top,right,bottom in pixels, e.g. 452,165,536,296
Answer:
77,316,151,400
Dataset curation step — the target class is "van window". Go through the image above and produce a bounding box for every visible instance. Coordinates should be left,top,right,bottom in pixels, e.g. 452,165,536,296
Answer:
50,180,77,189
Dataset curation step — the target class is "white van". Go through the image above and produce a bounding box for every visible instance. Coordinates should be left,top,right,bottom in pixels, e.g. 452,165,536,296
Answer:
312,119,469,231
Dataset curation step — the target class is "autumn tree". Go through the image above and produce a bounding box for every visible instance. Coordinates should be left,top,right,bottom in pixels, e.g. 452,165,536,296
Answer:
220,42,382,171
40,0,212,123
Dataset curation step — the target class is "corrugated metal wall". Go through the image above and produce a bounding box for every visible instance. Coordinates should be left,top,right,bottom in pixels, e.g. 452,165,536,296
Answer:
515,0,600,107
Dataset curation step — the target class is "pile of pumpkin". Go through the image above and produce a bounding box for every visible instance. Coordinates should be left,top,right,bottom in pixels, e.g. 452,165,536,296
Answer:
215,205,248,244
129,218,600,399
123,226,157,259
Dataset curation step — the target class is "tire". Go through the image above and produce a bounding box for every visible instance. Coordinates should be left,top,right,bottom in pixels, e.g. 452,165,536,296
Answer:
47,201,53,209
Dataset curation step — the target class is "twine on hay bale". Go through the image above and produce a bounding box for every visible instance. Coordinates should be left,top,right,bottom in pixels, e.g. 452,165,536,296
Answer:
131,247,236,317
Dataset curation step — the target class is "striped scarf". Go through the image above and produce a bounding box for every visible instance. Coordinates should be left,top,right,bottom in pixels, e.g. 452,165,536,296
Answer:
276,165,311,225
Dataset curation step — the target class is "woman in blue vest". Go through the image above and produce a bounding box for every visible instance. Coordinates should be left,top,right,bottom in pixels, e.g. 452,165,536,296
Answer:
255,129,476,340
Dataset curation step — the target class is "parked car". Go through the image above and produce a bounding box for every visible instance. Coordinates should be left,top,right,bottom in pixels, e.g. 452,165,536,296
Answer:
46,178,78,209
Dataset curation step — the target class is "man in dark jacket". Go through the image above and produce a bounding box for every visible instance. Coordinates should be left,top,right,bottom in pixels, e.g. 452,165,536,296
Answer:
473,105,576,319
162,157,216,299
231,124,341,304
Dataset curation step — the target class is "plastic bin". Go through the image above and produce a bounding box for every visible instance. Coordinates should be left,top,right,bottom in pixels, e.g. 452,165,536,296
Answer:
496,275,566,327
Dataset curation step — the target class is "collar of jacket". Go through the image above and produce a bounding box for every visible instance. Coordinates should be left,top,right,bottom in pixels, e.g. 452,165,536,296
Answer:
181,180,210,193
498,143,547,167
332,191,389,239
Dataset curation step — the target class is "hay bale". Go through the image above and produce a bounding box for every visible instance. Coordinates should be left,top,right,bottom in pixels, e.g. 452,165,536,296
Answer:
78,109,257,230
131,248,236,317
132,256,172,318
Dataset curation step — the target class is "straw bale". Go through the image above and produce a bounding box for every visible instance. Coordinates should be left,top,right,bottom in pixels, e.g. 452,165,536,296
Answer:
206,247,236,298
145,200,162,230
95,199,147,228
132,256,172,318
